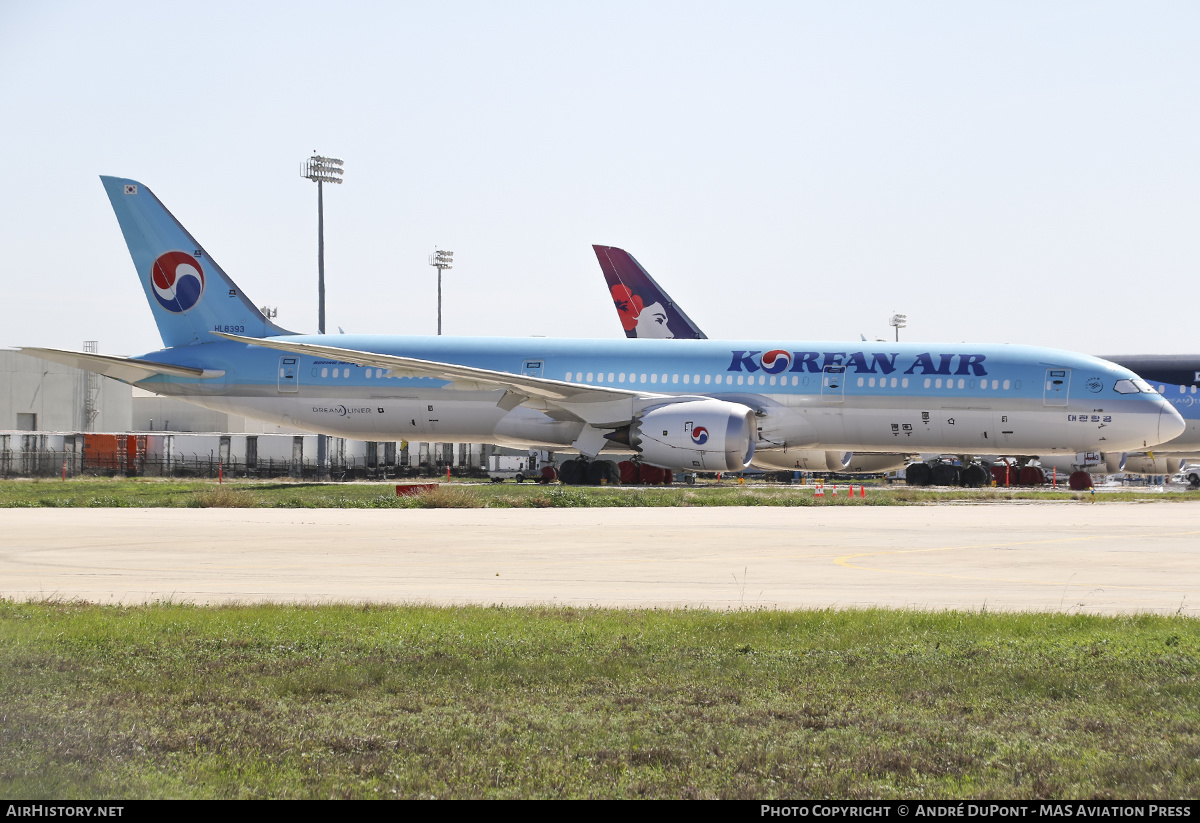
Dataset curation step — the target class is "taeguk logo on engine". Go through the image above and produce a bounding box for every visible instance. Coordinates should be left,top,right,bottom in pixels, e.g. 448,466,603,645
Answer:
150,251,205,313
691,426,709,445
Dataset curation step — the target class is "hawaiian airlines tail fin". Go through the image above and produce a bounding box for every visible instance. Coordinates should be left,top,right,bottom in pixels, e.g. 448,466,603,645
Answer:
100,176,294,348
591,245,706,340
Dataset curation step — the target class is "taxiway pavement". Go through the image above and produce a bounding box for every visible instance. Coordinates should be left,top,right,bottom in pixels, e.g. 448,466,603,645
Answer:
2,503,1198,614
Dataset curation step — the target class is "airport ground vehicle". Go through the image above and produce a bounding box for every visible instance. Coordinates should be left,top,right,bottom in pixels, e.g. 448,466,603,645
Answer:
486,454,535,482
486,452,557,483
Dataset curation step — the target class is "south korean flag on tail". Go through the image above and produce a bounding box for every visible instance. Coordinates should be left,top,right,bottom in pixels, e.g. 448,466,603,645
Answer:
124,184,137,195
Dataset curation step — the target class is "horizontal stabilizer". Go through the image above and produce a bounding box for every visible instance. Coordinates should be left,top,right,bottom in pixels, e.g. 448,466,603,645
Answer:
15,347,224,383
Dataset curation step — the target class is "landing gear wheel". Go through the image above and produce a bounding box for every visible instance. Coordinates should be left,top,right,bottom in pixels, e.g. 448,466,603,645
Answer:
905,462,931,486
931,463,961,487
1068,470,1093,491
514,473,525,484
1018,466,1046,486
558,459,585,486
960,464,989,488
586,459,620,486
618,461,640,484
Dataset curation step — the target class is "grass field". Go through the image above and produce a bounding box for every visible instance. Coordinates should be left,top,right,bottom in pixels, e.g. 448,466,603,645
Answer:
0,477,1191,508
2,601,1197,799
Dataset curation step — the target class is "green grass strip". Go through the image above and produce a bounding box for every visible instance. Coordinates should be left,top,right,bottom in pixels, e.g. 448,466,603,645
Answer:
2,601,1198,798
0,478,1193,508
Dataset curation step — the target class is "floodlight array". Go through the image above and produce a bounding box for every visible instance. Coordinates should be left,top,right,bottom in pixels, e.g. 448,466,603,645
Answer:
302,155,345,184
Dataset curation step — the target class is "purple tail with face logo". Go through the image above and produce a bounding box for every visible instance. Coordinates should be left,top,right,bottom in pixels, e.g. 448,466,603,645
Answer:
592,245,707,340
101,176,294,348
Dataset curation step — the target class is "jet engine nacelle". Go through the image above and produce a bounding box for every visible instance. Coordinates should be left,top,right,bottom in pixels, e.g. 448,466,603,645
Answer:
1103,453,1127,473
1035,452,1107,474
841,453,910,473
753,449,848,472
1119,455,1183,476
752,450,908,473
633,399,756,472
1038,452,1180,476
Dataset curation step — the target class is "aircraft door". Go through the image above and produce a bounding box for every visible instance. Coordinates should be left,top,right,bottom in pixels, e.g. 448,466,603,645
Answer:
521,359,544,378
370,397,427,437
422,402,439,435
278,357,299,393
1044,369,1070,406
821,366,845,404
995,411,1017,450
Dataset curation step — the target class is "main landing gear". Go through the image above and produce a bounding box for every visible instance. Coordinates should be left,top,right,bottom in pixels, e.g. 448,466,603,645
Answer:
555,457,675,486
557,457,621,486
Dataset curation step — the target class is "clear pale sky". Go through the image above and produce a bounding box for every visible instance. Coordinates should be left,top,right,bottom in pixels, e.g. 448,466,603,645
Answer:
2,1,1197,356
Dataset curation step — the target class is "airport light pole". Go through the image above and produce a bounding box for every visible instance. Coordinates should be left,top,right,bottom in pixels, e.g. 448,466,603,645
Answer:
301,154,343,334
890,313,907,342
302,153,343,479
429,249,454,335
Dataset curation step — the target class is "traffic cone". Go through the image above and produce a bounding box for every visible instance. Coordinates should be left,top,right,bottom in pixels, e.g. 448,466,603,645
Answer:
860,484,866,498
815,481,824,498
832,484,838,497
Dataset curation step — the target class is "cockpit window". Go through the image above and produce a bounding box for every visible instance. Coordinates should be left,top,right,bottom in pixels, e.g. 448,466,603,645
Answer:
1115,378,1158,394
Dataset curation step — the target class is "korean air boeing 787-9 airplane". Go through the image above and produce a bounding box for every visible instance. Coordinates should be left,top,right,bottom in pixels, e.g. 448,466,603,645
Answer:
17,178,1184,481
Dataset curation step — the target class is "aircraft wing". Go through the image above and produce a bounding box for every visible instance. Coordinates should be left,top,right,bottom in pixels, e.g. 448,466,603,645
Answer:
215,333,680,426
15,347,225,383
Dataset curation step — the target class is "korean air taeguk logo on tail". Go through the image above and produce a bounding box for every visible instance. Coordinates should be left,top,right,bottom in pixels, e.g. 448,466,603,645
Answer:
150,251,205,313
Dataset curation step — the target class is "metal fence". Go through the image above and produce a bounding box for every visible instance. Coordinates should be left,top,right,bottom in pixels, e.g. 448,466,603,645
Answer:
0,433,492,480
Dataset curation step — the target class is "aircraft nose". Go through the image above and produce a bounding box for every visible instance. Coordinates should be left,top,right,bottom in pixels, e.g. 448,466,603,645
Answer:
1160,403,1185,446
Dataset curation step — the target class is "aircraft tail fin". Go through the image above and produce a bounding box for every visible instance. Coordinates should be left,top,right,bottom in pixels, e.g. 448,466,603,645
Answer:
100,176,295,348
591,245,707,340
